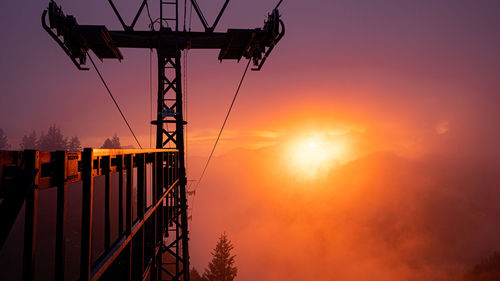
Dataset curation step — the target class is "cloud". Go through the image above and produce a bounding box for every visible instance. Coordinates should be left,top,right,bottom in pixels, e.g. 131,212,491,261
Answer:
436,121,450,135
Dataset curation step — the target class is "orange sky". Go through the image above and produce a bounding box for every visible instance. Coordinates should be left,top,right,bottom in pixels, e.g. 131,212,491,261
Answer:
2,0,500,280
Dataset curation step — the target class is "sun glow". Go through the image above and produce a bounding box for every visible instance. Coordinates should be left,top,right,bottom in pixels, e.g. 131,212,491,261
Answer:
284,132,350,180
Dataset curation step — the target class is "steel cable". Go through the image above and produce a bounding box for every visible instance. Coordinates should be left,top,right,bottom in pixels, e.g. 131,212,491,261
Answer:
88,54,143,149
195,59,251,189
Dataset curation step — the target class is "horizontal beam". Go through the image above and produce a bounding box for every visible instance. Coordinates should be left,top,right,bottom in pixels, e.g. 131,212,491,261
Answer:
103,30,263,50
0,149,179,190
92,148,177,157
44,2,284,70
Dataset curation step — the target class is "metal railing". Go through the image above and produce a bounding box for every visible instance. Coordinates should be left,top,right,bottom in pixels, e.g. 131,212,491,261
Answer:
0,148,180,281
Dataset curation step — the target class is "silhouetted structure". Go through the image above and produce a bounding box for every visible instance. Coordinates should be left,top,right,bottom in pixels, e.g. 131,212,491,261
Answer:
0,1,283,281
0,148,180,281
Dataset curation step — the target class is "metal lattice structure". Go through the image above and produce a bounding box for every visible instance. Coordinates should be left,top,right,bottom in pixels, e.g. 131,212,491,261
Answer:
0,1,284,281
155,50,190,279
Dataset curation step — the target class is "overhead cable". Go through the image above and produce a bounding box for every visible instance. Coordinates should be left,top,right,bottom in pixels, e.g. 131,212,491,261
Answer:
88,54,143,149
195,59,251,189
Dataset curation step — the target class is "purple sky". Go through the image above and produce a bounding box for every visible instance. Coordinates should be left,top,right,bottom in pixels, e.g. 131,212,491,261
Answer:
2,1,500,280
1,0,500,153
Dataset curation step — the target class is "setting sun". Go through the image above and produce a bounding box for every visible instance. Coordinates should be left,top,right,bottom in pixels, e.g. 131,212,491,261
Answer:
2,1,499,280
284,132,350,180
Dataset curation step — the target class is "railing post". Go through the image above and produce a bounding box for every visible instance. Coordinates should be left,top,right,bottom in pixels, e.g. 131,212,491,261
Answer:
80,148,94,281
137,154,146,218
125,154,133,234
125,154,134,281
22,150,39,281
55,150,67,281
155,151,164,281
150,152,158,281
134,153,146,280
118,155,124,235
104,156,111,250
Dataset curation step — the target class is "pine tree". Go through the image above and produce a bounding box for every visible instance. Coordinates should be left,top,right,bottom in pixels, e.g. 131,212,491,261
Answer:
0,128,10,150
111,134,121,148
20,131,38,150
191,268,207,281
38,125,68,151
203,233,237,281
67,136,82,151
101,134,121,149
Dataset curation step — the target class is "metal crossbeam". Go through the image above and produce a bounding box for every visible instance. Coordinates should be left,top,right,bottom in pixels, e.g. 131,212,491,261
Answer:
155,47,191,280
33,1,284,280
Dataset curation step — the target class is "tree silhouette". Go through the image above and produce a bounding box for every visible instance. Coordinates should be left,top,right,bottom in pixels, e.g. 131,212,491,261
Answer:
20,127,81,151
203,233,237,281
38,125,68,151
191,268,207,281
20,130,38,150
464,250,500,281
0,128,10,150
67,136,82,151
101,134,121,149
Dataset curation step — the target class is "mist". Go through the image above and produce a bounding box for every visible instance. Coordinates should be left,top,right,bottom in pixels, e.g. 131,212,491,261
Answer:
187,120,500,280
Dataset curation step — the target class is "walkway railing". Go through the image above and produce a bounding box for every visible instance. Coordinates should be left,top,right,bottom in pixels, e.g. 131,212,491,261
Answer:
0,148,179,281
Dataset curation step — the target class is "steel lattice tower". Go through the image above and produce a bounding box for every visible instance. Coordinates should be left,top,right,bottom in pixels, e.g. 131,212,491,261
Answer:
41,0,284,280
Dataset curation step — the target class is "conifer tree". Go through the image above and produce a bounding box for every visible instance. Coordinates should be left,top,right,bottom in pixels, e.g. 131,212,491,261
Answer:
20,130,37,150
67,136,82,151
190,268,207,281
0,128,10,150
203,233,237,281
101,134,121,149
38,125,67,151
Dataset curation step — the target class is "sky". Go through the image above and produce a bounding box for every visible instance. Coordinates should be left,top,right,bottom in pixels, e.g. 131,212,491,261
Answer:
1,0,500,280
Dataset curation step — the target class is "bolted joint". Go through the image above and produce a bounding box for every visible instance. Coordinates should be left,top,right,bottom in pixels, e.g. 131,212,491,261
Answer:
160,109,177,118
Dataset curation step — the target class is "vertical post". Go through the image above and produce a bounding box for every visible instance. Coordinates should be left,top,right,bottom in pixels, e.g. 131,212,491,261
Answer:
104,156,111,249
156,151,164,280
137,154,146,219
80,148,94,281
174,49,190,281
55,151,67,281
156,53,165,150
125,154,133,281
166,152,171,229
136,153,146,280
22,150,39,281
125,154,133,234
118,155,124,235
154,49,190,281
159,0,163,30
151,152,158,281
175,0,179,31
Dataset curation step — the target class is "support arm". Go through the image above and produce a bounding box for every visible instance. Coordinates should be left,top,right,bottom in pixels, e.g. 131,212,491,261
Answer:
130,0,148,30
210,0,231,32
108,0,130,31
190,0,209,32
